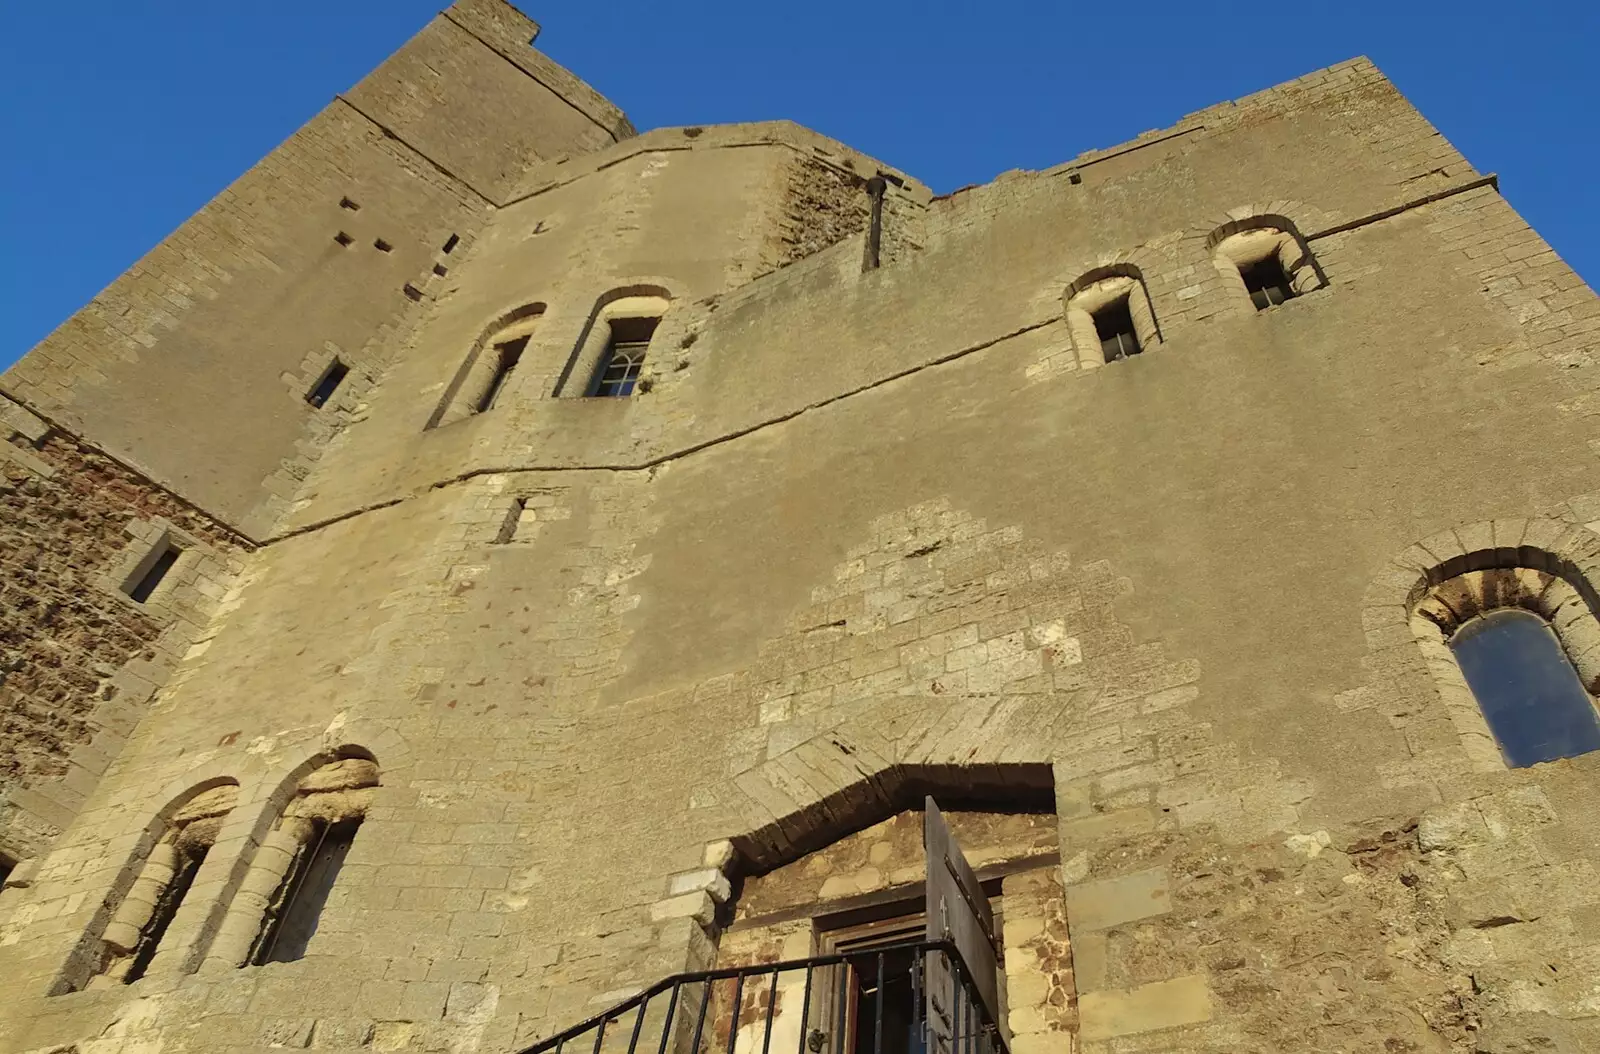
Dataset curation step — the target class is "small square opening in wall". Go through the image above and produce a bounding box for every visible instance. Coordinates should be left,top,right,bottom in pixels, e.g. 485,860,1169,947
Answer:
373,239,393,253
334,232,353,247
1240,256,1295,310
305,359,349,408
124,540,182,604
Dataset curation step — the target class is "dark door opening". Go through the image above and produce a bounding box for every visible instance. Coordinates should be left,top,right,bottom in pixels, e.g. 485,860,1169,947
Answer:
829,916,927,1054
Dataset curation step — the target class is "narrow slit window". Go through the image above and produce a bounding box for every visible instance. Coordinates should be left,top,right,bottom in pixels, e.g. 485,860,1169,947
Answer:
476,336,528,413
249,817,362,966
126,543,181,604
442,234,459,254
593,317,658,398
1451,608,1600,767
1094,296,1141,362
305,360,349,408
495,497,528,544
1240,256,1295,311
124,844,207,983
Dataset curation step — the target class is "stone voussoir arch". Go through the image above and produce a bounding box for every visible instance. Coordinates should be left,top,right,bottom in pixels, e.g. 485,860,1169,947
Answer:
1188,200,1339,247
722,748,1056,878
48,767,245,994
195,728,403,973
554,276,683,397
1359,517,1600,771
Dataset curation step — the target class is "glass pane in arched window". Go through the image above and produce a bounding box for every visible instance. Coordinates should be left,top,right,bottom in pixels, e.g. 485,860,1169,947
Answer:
1451,608,1600,767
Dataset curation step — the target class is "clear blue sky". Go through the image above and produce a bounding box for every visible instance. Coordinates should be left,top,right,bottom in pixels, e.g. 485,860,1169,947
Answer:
1,2,1595,367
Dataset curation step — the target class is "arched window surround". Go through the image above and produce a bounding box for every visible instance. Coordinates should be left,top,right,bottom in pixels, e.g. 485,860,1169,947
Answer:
55,778,239,993
1403,539,1600,771
1063,265,1161,370
554,284,675,398
426,302,547,430
1208,215,1325,311
203,747,379,971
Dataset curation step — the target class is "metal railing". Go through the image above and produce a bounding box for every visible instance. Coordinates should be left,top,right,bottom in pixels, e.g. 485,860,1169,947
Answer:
518,939,1008,1054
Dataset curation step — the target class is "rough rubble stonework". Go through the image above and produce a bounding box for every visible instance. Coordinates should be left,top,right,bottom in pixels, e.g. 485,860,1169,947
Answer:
1,2,1600,1052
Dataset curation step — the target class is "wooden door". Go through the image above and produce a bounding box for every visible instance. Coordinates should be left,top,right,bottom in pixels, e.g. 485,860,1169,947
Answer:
923,798,1001,1054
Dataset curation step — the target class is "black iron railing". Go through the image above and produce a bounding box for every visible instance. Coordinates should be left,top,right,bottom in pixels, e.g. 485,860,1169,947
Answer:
518,939,1007,1054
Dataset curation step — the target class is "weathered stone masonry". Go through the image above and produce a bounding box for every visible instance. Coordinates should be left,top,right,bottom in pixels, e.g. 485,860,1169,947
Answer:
1,398,248,864
1,6,1600,1054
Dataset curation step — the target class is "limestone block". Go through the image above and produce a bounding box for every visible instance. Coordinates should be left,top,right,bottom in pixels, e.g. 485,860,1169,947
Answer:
1419,801,1490,852
1078,974,1213,1040
1071,932,1108,992
0,400,49,443
3,858,39,889
650,891,715,925
1065,868,1172,933
668,868,733,903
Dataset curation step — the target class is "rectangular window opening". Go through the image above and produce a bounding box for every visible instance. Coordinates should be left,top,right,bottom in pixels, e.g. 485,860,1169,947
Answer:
339,197,360,211
124,843,207,984
593,316,659,398
441,234,459,254
125,542,182,604
305,359,349,409
1240,257,1295,310
333,231,353,247
476,336,529,413
250,816,362,966
1094,297,1141,363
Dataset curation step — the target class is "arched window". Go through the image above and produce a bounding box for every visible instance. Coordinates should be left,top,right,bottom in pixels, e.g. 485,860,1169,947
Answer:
203,752,377,968
1209,218,1323,311
1450,609,1600,767
1063,267,1160,368
1413,564,1600,768
557,287,672,398
428,304,545,428
74,780,237,988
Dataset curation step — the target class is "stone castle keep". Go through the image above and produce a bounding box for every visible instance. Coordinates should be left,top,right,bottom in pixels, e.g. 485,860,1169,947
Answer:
3,1,1600,1051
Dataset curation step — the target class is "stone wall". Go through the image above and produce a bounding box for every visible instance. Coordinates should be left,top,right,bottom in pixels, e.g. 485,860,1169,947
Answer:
0,36,1598,1054
0,0,628,539
770,157,870,272
0,397,246,863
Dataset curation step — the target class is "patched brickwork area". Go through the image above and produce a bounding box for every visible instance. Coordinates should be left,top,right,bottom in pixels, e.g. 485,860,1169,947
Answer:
1,407,245,860
1,9,1599,1054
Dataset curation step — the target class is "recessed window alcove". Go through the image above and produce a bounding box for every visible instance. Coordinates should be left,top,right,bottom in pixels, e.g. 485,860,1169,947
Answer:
1412,562,1600,769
